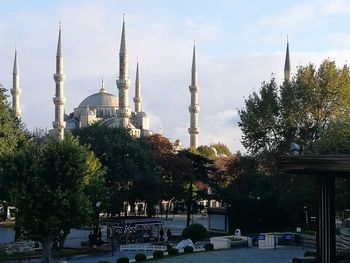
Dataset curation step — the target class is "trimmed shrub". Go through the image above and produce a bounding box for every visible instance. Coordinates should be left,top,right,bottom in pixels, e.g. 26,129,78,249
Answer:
304,251,317,257
168,248,179,256
166,244,172,251
182,223,208,243
117,257,129,263
153,250,164,258
204,243,214,251
135,253,147,262
184,246,194,253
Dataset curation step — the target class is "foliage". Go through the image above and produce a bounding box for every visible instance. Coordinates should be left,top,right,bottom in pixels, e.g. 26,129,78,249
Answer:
117,257,129,263
184,246,194,253
196,145,216,159
218,154,308,232
0,84,27,157
204,243,214,251
74,124,160,216
178,150,217,226
182,223,208,243
146,134,189,215
167,248,179,256
152,250,164,258
239,61,350,168
0,135,104,262
210,143,232,157
0,85,27,219
134,253,147,262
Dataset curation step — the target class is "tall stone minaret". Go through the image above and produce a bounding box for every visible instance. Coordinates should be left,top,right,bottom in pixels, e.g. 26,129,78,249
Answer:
188,44,200,149
133,61,142,113
11,48,21,118
284,37,291,82
52,24,66,140
116,14,131,128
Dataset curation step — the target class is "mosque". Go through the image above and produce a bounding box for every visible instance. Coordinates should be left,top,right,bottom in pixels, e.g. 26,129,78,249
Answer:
9,15,291,150
9,16,200,148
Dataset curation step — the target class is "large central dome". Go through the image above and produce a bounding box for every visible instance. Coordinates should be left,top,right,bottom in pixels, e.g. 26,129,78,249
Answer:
78,90,118,108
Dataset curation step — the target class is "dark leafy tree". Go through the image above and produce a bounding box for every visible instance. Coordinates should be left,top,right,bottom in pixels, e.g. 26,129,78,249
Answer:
73,123,160,216
0,135,104,263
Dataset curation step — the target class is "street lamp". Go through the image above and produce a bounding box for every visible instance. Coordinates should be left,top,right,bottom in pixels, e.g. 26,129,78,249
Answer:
303,206,309,229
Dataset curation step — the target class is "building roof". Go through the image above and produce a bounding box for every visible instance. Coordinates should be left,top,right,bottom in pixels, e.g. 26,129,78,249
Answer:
78,91,118,108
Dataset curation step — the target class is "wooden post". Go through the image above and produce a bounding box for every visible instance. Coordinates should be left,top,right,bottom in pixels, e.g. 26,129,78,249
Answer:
316,174,335,263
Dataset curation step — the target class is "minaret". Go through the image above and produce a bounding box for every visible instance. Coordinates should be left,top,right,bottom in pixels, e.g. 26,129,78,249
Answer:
188,44,200,149
11,48,21,118
133,61,142,113
52,24,66,140
284,37,291,82
116,14,131,128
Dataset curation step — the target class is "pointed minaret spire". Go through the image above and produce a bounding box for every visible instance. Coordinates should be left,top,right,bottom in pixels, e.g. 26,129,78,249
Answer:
284,36,291,82
116,14,131,128
53,23,66,140
188,43,200,149
133,61,142,113
11,47,21,118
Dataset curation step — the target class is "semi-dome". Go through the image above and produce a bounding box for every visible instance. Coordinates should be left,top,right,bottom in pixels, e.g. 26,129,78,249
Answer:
78,90,118,108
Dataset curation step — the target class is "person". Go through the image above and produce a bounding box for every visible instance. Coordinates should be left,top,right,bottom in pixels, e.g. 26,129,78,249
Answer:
107,227,111,243
98,228,102,243
111,229,117,256
166,229,172,241
159,227,164,241
88,232,93,246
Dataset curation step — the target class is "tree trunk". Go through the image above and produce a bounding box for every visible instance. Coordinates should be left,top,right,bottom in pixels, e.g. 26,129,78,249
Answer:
41,239,53,263
186,182,193,227
2,204,8,221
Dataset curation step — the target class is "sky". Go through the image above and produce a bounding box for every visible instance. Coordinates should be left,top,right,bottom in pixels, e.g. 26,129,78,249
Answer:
1,0,350,152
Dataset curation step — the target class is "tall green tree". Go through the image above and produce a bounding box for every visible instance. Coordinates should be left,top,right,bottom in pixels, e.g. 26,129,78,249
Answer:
239,60,350,168
74,123,160,216
0,84,27,220
146,134,188,218
0,84,26,156
0,135,104,263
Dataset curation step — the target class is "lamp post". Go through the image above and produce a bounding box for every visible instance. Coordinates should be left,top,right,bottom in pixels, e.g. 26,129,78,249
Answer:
303,206,309,229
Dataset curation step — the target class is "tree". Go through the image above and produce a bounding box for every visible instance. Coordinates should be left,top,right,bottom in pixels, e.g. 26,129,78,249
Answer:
0,84,26,156
196,145,217,159
146,134,188,218
0,135,104,263
211,142,232,157
0,84,27,220
74,123,160,216
239,60,350,170
178,150,216,226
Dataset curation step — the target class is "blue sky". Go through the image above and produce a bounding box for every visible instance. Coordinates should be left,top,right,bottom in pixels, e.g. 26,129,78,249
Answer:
1,0,350,152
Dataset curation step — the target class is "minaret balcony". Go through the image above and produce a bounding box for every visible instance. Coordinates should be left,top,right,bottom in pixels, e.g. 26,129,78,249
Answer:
53,73,65,81
189,85,199,92
188,127,200,134
117,108,131,118
52,121,66,129
117,78,130,86
188,105,200,113
53,97,66,105
10,89,21,95
133,97,142,103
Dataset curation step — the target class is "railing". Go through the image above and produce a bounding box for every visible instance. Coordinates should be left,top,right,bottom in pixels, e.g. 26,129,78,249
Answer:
120,244,167,251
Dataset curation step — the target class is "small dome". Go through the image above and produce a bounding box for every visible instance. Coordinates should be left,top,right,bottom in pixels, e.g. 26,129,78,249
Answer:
78,91,118,108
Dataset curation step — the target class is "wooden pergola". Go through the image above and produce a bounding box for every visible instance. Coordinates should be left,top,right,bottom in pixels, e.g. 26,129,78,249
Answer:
280,155,350,263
